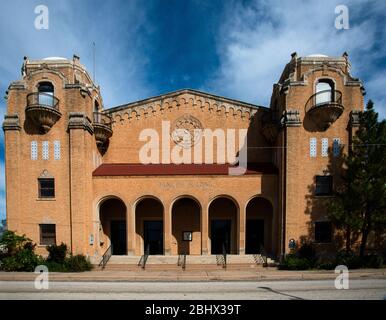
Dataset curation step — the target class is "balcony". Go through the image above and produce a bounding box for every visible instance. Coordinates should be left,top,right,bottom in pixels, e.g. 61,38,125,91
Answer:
93,112,113,151
25,92,61,133
305,90,344,130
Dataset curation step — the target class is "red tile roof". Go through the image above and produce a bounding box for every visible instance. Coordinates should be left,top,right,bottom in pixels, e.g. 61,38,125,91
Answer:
92,163,278,176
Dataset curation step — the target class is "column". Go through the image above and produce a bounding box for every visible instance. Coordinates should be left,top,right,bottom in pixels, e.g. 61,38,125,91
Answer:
238,204,246,254
201,204,209,255
164,202,172,255
126,204,135,255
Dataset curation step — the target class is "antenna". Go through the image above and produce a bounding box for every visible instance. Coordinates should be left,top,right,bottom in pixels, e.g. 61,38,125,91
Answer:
93,42,96,84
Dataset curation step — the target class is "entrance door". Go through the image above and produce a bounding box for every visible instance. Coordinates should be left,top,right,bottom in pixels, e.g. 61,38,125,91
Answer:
211,219,231,254
111,220,127,255
144,221,163,255
246,219,264,254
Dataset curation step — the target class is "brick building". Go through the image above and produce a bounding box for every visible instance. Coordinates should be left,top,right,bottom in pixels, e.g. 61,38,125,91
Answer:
3,53,364,263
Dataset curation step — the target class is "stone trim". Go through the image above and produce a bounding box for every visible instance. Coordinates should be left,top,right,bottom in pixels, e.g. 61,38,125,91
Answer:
281,109,301,127
68,112,94,134
2,114,21,131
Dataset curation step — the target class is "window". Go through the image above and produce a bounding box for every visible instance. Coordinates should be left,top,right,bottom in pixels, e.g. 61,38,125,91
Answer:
315,79,334,105
333,138,341,157
31,141,38,160
54,140,60,160
39,224,56,245
310,138,317,158
321,138,328,157
42,141,49,160
315,175,333,196
38,178,55,198
38,82,54,107
315,221,332,243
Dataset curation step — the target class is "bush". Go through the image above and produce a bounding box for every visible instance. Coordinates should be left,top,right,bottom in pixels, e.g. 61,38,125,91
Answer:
47,243,68,264
64,255,92,272
336,250,363,269
0,231,43,271
278,255,312,270
363,254,384,268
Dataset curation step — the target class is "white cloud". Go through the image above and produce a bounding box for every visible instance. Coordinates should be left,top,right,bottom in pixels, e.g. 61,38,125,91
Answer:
205,0,386,118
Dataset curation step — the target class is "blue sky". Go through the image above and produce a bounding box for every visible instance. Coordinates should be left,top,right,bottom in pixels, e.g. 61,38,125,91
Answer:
0,0,385,221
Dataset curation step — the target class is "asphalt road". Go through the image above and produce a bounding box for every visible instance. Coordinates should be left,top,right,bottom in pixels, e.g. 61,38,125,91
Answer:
0,279,385,300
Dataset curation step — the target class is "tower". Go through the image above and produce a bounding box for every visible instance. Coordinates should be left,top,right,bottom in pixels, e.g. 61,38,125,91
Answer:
3,55,112,257
262,52,365,257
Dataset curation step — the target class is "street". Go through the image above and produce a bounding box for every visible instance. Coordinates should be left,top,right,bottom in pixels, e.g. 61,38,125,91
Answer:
0,279,385,300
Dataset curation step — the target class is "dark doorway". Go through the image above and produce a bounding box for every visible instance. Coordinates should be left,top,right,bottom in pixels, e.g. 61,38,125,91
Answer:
144,220,163,255
211,219,231,254
246,219,264,254
111,220,127,255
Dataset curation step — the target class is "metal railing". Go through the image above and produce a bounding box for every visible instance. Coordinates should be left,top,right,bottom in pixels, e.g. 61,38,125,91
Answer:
305,89,343,113
178,251,187,271
93,112,112,128
99,245,112,269
138,244,150,269
222,243,227,269
27,92,59,110
259,243,268,267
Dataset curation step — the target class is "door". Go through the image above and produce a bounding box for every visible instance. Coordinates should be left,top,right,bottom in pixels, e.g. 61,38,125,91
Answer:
315,81,332,105
110,220,127,255
246,219,264,254
144,220,163,255
211,219,231,254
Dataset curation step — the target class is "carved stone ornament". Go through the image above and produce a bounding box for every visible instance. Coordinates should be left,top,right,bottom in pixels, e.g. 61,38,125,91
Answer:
171,114,203,148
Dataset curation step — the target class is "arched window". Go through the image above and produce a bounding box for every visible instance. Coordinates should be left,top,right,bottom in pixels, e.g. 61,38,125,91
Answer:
315,79,334,105
38,82,54,107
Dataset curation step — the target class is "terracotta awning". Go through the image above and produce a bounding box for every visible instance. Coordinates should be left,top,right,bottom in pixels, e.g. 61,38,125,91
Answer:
92,163,278,176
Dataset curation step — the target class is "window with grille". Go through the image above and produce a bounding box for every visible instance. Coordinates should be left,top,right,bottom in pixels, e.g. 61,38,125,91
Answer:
38,178,55,198
39,224,56,245
333,138,341,157
310,138,317,158
315,221,332,243
42,141,49,160
54,141,60,160
321,138,328,157
315,176,333,196
31,141,38,160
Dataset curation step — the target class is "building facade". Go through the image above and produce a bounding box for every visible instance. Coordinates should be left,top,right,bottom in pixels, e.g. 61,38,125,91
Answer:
3,53,365,263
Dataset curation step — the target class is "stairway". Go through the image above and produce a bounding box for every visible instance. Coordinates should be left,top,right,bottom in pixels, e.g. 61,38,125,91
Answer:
98,254,275,271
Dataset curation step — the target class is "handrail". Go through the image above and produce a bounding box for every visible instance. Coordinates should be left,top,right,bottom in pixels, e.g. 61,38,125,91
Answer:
93,112,112,128
305,89,343,113
222,243,227,269
259,243,268,267
99,245,112,269
27,92,59,110
178,251,187,270
138,244,150,269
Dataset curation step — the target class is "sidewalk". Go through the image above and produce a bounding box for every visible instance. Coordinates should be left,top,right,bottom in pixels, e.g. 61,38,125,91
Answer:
0,268,385,282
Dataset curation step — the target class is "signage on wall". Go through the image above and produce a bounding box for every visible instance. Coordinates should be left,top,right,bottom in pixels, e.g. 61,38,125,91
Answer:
182,231,192,241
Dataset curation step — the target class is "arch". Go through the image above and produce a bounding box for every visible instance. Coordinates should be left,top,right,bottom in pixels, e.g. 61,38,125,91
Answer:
315,78,335,105
208,196,239,254
171,196,201,255
245,196,273,254
98,196,127,255
134,196,164,255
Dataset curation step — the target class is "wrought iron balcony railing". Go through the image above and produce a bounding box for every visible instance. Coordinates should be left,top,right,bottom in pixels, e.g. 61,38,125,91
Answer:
305,89,343,113
93,112,112,128
27,92,59,110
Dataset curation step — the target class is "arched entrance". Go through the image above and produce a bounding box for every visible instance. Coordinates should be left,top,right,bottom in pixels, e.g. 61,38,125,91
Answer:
172,197,201,255
245,197,273,254
99,197,127,255
135,197,164,255
209,197,238,254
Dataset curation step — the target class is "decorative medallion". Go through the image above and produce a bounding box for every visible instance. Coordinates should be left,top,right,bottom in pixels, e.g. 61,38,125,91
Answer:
171,114,203,148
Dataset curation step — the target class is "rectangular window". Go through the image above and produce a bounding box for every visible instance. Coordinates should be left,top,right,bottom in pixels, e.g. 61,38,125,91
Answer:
54,140,60,160
315,176,333,196
39,224,56,246
31,141,38,160
333,138,341,157
310,138,317,158
38,178,55,198
321,138,328,157
42,141,49,160
315,221,332,243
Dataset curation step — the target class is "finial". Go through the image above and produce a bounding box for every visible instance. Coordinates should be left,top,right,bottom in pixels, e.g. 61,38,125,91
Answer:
291,52,298,59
